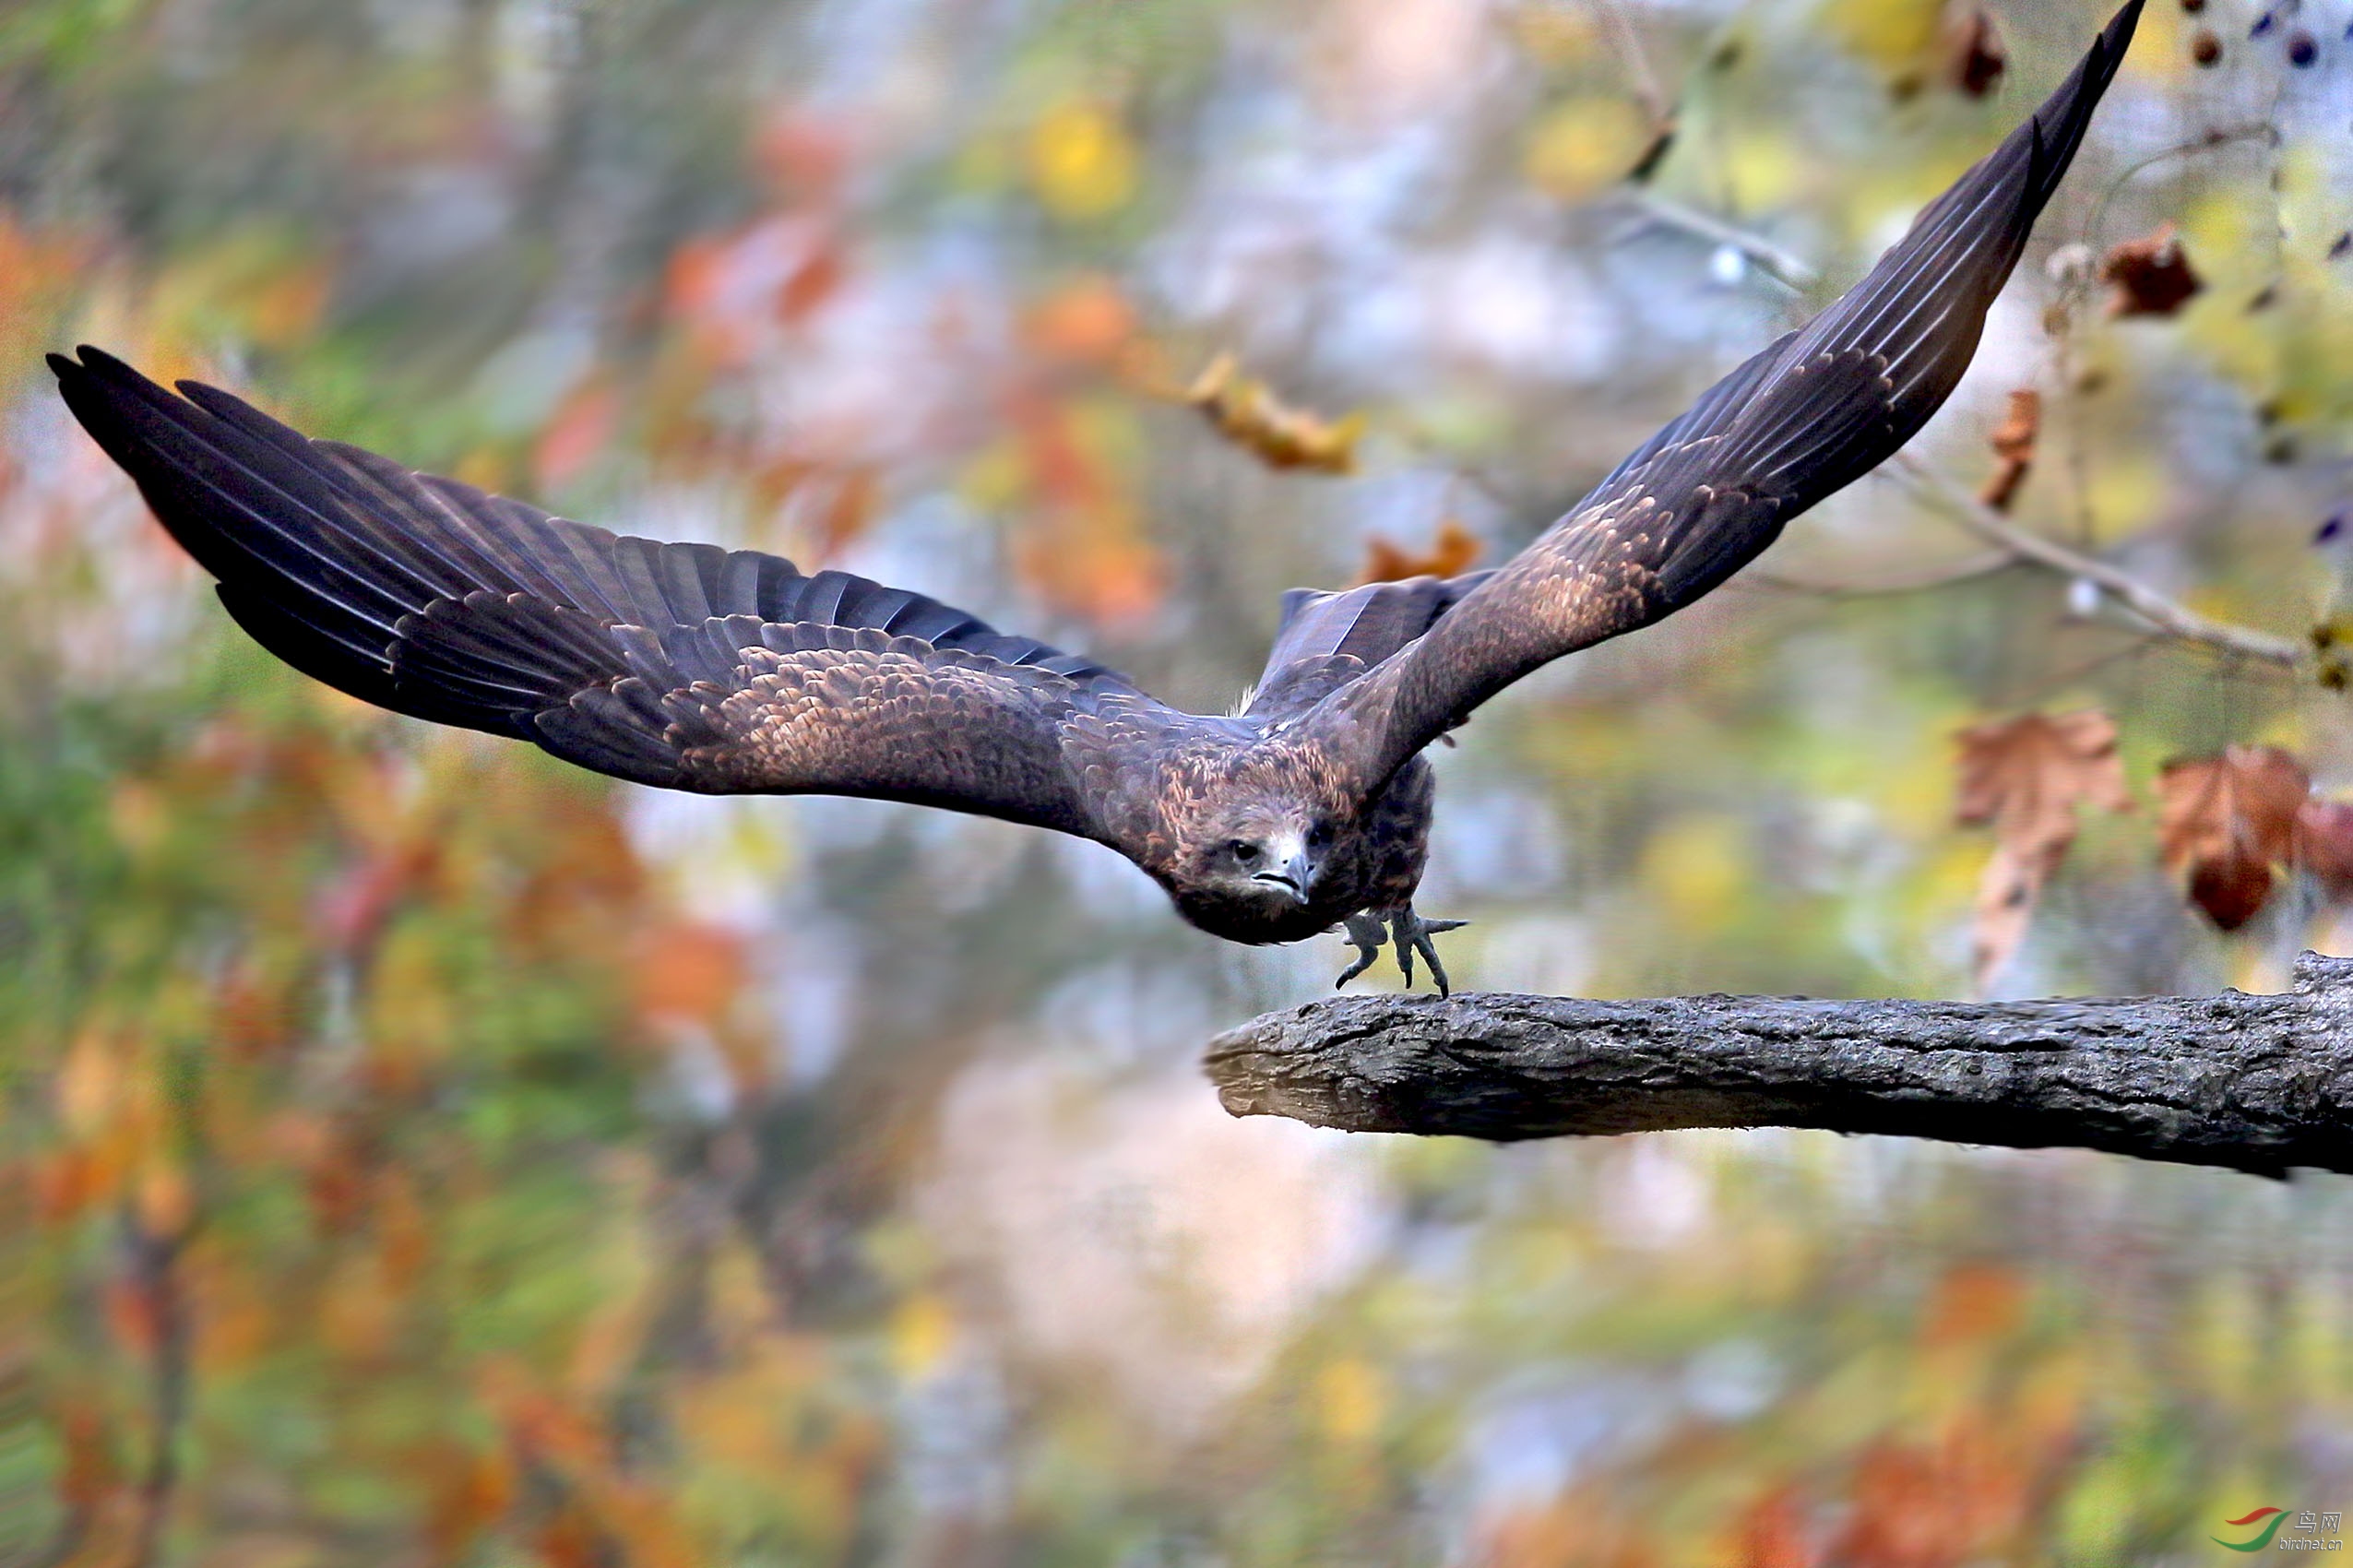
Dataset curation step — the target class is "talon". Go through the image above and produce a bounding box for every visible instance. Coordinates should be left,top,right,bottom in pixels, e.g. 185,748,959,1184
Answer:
1333,913,1386,990
1333,909,1468,994
1395,909,1468,998
1413,932,1453,998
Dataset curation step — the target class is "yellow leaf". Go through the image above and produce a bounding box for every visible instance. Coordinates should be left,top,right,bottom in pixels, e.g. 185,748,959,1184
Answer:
1524,95,1654,201
1315,1358,1385,1443
889,1292,956,1378
1819,0,1941,79
1179,351,1364,475
1028,103,1137,220
57,1029,121,1138
1642,814,1750,936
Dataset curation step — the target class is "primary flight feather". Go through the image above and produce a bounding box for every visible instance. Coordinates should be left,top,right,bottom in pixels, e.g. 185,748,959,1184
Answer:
53,0,2143,996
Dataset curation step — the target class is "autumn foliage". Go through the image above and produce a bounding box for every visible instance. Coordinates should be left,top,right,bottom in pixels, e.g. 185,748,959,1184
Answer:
1955,711,2132,991
1961,716,2353,983
7,0,2353,1562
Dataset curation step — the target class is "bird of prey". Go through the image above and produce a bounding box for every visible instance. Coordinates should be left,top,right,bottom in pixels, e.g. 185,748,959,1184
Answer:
53,0,2141,997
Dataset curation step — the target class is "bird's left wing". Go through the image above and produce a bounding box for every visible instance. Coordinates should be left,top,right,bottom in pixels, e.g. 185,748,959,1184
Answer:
52,348,1172,842
1301,0,2143,791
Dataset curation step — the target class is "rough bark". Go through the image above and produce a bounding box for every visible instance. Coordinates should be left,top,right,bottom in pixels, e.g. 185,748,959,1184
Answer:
1204,953,2353,1177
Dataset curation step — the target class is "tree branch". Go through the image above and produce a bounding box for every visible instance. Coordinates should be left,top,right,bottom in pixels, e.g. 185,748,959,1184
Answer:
1204,953,2353,1178
1610,190,1818,291
1891,454,2308,671
1747,548,2018,599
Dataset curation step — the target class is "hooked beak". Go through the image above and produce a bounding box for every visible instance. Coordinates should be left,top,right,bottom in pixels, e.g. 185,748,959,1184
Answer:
1253,849,1316,906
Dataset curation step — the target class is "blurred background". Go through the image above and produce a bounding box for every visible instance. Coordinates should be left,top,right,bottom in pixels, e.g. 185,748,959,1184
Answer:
4,0,2353,1562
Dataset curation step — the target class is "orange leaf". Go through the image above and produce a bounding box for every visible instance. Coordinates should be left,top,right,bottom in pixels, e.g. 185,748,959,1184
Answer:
2293,799,2353,898
422,1443,516,1565
807,468,878,562
633,923,745,1028
1025,274,1135,368
1732,1486,1816,1568
534,378,620,493
2157,746,2309,929
536,1500,608,1568
2101,223,2203,318
1360,518,1483,584
1979,388,2040,513
1922,1262,2025,1347
55,1403,118,1517
1955,711,2132,990
777,240,843,324
1178,352,1364,475
754,113,850,198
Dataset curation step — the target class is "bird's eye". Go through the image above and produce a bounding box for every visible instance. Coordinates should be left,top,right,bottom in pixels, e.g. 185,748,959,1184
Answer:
1229,839,1260,863
1306,821,1333,849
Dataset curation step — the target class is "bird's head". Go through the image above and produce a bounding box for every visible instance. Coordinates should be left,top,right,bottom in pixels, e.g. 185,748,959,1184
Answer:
1163,800,1347,943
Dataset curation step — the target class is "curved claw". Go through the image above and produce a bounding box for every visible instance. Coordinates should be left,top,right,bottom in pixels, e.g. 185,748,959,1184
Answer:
1334,912,1388,990
1401,914,1469,998
1330,908,1468,996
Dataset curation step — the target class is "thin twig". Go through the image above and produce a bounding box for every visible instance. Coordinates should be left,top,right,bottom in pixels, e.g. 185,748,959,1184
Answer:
1610,189,1817,291
1890,454,2306,670
1746,549,2017,599
1586,0,1670,125
2082,122,2281,255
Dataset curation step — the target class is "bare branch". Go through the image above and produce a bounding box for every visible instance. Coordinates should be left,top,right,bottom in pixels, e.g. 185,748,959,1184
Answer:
1890,454,2307,671
1611,190,1818,291
1747,549,2017,599
2082,123,2281,256
1205,954,2353,1178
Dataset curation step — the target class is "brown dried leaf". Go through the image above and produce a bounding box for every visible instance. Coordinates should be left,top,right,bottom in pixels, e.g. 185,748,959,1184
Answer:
1979,388,2040,512
1180,351,1365,474
2156,745,2309,930
2101,223,2204,318
1946,10,2007,98
2292,798,2353,899
1360,518,1482,584
1955,710,2132,990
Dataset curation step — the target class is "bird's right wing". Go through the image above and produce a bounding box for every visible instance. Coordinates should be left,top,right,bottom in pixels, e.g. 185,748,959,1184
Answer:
1298,0,2144,794
53,348,1165,841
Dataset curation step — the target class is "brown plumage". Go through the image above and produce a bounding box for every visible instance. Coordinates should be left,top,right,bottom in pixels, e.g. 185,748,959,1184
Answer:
51,0,2142,996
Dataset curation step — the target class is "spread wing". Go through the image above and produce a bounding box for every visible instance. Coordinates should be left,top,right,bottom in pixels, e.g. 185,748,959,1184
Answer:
52,348,1168,840
1301,0,2144,790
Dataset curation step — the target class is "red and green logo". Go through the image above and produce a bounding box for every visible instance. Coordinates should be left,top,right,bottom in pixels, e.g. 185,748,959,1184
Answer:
2215,1508,2289,1551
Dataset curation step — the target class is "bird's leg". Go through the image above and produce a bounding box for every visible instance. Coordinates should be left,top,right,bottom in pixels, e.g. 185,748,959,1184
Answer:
1390,907,1469,998
1333,908,1469,996
1334,913,1388,990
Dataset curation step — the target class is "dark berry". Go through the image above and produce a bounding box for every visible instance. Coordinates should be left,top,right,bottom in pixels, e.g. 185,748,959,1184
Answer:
2192,29,2223,64
2288,29,2318,64
2181,0,2204,10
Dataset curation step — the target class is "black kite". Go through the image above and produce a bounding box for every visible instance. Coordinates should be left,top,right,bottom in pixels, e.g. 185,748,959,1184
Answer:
53,0,2144,994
